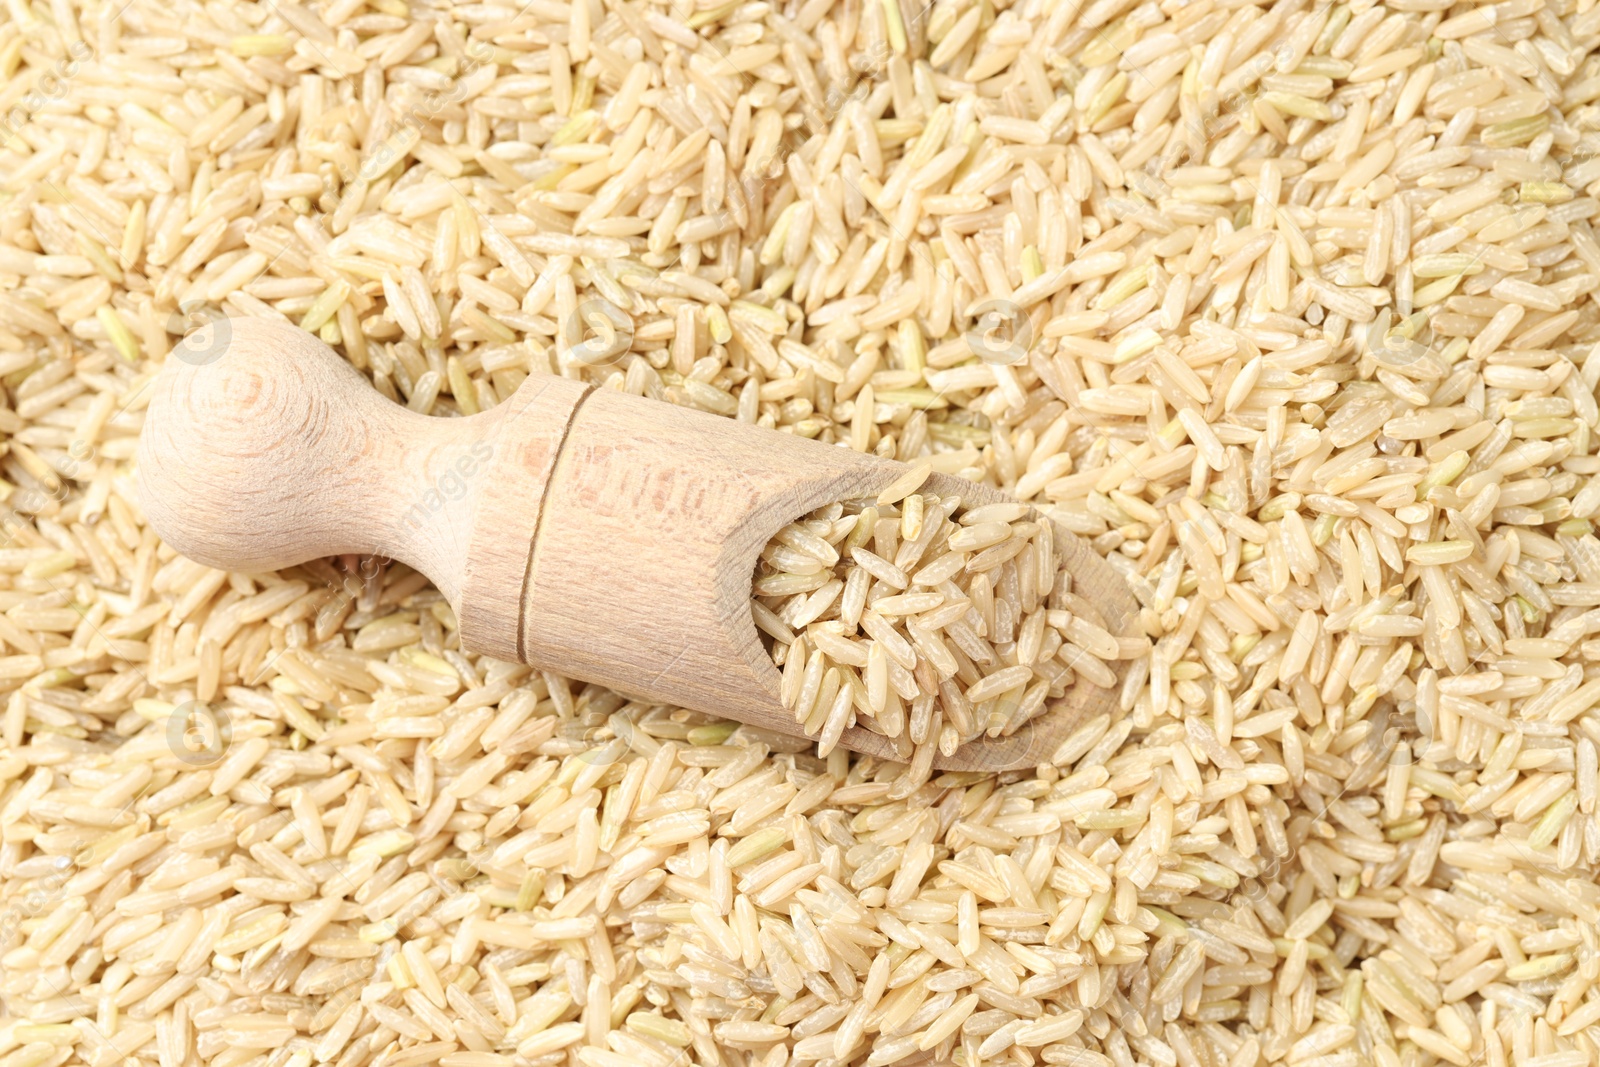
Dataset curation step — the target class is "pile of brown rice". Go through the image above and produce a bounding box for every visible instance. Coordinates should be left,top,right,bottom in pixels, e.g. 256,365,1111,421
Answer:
753,482,1125,761
5,0,1600,1064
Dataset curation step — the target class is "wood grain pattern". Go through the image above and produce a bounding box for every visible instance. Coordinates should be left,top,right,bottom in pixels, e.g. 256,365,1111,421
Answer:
456,374,590,661
138,317,494,604
138,317,1141,771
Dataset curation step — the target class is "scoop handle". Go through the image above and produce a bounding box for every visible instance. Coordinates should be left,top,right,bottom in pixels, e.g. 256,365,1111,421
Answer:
135,317,589,628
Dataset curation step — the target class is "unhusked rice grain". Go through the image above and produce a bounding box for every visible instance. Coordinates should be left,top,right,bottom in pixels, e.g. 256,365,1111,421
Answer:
6,0,1600,1064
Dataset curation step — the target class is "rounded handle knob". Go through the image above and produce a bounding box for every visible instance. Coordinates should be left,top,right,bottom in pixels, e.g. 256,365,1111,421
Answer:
136,317,490,602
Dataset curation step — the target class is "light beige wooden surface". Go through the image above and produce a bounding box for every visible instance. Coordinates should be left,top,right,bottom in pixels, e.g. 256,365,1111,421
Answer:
138,317,1141,771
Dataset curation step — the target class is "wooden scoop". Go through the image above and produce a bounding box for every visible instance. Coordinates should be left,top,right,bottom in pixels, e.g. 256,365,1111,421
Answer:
136,316,1139,771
